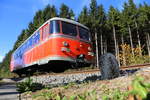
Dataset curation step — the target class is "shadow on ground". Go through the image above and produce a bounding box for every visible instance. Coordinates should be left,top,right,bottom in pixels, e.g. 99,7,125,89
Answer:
78,68,140,83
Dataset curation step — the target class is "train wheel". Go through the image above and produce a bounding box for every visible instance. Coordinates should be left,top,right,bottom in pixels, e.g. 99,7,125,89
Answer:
99,53,120,80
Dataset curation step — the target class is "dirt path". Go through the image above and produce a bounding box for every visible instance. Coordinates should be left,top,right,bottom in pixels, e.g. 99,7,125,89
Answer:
0,79,19,100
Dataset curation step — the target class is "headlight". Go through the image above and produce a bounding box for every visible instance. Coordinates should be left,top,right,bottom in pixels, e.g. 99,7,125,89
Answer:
62,41,69,47
88,46,92,51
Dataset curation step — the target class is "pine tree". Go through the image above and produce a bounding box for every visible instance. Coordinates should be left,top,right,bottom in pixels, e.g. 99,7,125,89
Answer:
89,0,99,67
78,6,90,26
33,10,44,29
107,6,120,59
138,3,150,56
122,1,134,56
118,10,129,66
0,50,13,77
42,4,51,21
129,0,142,55
50,5,57,18
69,9,75,20
13,29,28,50
97,4,107,55
59,4,70,18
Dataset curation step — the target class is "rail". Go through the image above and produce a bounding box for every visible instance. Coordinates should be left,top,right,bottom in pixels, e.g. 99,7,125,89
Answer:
32,63,150,77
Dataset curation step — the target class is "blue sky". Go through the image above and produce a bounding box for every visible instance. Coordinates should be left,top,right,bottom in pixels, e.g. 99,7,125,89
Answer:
0,0,150,62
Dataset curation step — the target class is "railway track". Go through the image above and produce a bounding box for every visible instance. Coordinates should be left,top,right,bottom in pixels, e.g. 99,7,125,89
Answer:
33,63,150,77
121,63,150,70
18,63,150,87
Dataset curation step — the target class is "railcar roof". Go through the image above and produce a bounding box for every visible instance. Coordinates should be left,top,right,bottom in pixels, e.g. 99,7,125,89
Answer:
13,17,89,55
50,17,89,30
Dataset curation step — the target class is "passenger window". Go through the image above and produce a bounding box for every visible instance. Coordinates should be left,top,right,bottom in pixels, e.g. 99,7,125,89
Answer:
29,38,32,47
36,31,40,43
62,21,77,36
33,33,38,45
50,20,60,34
27,39,30,48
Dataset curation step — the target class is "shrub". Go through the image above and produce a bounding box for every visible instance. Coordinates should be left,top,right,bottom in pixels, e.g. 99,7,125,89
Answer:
119,44,150,66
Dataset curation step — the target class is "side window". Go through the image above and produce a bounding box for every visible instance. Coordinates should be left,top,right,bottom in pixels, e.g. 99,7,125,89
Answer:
24,42,27,51
79,27,90,41
14,52,17,59
30,38,33,47
15,52,17,59
62,21,77,36
19,48,23,59
42,24,49,40
32,31,40,45
36,31,40,43
14,53,16,59
50,20,60,34
34,31,40,44
32,34,36,46
27,39,30,49
17,49,20,59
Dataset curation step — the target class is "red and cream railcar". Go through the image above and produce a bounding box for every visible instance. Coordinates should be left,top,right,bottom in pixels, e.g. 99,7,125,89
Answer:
10,17,94,73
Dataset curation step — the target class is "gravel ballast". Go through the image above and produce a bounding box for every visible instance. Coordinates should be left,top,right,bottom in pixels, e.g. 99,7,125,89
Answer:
19,67,142,87
20,71,101,86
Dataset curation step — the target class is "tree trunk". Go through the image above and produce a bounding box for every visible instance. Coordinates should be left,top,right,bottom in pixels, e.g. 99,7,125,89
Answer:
147,34,150,56
95,30,99,68
117,41,120,66
135,21,142,55
113,25,117,57
128,25,134,56
104,39,107,54
121,34,126,66
100,33,103,55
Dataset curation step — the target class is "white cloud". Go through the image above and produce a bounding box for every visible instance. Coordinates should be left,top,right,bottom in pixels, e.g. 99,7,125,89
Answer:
0,55,4,62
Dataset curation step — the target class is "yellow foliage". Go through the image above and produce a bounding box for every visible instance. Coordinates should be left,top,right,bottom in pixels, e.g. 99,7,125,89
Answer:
119,44,150,66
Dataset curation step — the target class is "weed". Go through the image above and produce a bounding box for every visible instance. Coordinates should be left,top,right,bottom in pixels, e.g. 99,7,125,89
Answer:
32,91,54,100
129,77,150,99
102,77,150,100
16,77,44,93
63,82,76,89
102,89,129,100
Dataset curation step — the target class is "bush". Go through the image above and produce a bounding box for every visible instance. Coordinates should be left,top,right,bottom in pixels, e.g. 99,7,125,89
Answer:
119,44,150,66
16,77,44,93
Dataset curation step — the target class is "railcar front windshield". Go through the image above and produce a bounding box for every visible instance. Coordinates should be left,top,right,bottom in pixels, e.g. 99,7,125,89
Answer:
79,26,90,41
62,21,77,36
